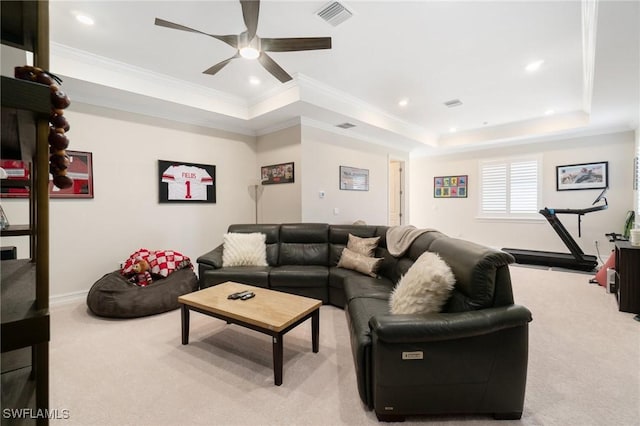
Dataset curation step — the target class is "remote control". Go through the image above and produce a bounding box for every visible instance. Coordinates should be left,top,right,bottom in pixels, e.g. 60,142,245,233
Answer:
228,291,252,300
240,292,255,300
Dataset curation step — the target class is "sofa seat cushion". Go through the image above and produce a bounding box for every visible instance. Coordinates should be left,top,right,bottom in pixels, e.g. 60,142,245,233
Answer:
87,268,198,318
200,266,271,289
343,275,394,304
269,265,328,288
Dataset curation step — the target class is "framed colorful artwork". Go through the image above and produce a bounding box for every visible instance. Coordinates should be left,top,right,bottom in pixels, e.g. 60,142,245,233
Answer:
0,159,30,198
158,160,216,203
434,175,468,198
261,162,294,185
49,150,94,198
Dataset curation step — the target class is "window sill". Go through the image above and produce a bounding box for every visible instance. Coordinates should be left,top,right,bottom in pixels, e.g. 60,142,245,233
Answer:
475,216,545,224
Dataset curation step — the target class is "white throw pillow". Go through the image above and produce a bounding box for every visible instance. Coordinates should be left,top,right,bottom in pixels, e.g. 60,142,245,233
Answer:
222,232,268,267
389,252,455,315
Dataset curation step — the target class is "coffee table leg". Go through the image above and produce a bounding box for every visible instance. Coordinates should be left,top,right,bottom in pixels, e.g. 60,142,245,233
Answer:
312,309,319,353
273,335,283,386
181,305,190,345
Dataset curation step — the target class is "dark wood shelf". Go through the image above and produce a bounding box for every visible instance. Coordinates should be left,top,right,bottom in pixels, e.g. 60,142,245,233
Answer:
1,76,50,115
0,225,32,237
1,0,38,52
1,178,31,188
1,2,50,421
1,259,50,353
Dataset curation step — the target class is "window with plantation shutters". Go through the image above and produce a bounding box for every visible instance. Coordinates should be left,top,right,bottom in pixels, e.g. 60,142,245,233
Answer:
480,156,541,218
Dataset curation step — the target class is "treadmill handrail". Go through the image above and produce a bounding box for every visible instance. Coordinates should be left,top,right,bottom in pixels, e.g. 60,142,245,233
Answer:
545,204,609,215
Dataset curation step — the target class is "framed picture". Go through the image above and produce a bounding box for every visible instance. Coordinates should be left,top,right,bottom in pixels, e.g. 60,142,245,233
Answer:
261,162,294,185
49,150,94,198
434,175,468,198
0,159,30,198
556,161,608,191
340,166,369,191
158,160,216,203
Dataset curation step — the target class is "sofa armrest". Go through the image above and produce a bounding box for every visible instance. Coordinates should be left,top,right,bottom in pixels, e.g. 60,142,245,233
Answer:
196,245,224,269
369,305,532,343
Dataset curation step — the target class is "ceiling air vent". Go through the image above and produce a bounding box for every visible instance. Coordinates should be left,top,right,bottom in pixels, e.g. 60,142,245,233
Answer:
444,99,463,108
317,2,353,26
336,122,356,129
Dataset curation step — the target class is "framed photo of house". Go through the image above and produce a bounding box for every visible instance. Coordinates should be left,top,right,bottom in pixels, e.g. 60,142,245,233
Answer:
49,150,94,198
340,166,369,191
556,161,608,191
434,175,468,198
158,160,216,203
261,162,294,185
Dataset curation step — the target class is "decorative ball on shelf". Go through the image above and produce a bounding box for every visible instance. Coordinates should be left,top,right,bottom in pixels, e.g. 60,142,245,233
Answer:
14,65,74,190
48,128,69,150
52,174,73,190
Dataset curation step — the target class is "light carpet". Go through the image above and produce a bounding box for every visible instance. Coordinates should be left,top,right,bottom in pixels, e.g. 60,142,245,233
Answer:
48,266,640,425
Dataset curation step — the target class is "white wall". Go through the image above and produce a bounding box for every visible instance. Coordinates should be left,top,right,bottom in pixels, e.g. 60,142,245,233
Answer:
300,125,409,225
256,126,302,223
4,104,258,300
410,131,635,257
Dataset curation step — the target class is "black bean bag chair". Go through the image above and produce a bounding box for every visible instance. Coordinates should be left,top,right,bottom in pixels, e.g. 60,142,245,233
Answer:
87,268,198,318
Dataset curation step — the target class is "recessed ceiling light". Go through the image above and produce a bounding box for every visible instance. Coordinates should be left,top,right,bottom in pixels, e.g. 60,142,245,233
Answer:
449,127,457,133
525,60,544,72
545,109,555,115
398,98,409,107
73,12,94,26
249,76,261,85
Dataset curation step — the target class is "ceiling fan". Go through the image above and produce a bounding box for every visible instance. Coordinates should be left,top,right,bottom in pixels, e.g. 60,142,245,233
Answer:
155,0,332,83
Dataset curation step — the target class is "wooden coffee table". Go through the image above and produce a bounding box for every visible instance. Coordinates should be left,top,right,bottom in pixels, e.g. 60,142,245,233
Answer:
178,281,321,386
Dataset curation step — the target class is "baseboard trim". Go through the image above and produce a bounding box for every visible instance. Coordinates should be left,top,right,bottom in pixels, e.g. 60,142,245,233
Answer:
51,290,88,306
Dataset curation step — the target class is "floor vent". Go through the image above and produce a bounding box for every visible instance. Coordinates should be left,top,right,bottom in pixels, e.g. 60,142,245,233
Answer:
317,2,353,26
336,122,356,129
444,99,463,108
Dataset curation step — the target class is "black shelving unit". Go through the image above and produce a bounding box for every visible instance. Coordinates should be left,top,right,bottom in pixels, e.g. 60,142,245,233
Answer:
1,1,51,424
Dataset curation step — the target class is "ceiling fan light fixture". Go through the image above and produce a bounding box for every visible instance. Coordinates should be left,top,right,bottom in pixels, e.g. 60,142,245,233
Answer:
240,46,260,59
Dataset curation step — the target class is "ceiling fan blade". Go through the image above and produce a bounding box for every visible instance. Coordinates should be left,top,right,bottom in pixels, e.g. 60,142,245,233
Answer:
203,53,240,76
154,18,238,48
258,52,292,83
261,37,332,52
240,0,260,40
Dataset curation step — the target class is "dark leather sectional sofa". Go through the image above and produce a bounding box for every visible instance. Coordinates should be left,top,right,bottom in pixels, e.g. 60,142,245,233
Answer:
197,223,533,421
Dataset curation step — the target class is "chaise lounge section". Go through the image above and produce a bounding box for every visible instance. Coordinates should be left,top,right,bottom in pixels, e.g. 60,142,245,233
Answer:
197,223,533,421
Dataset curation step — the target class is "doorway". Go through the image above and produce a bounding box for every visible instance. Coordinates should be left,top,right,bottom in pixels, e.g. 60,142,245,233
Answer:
389,160,405,226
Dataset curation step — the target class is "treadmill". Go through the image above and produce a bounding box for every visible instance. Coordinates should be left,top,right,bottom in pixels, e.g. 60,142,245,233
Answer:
503,188,608,272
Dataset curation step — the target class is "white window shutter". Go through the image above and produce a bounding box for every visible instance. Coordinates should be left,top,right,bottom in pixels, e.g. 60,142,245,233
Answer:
481,163,507,213
510,160,538,213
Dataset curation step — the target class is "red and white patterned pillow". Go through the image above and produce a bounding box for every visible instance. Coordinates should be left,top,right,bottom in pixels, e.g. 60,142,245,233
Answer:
121,248,192,284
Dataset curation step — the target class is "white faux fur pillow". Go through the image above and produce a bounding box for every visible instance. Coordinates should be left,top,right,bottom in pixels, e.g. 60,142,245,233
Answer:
389,252,455,315
222,232,268,267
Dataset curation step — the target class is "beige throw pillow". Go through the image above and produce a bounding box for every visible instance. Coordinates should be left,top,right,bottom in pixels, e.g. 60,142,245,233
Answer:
389,252,455,315
347,233,380,257
222,232,268,267
337,247,383,277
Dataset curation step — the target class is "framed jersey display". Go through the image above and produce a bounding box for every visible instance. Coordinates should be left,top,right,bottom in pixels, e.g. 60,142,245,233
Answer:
158,160,216,203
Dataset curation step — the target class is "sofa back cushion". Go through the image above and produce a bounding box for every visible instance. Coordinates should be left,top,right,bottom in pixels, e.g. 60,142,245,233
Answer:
228,224,280,266
279,223,329,265
428,237,515,312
